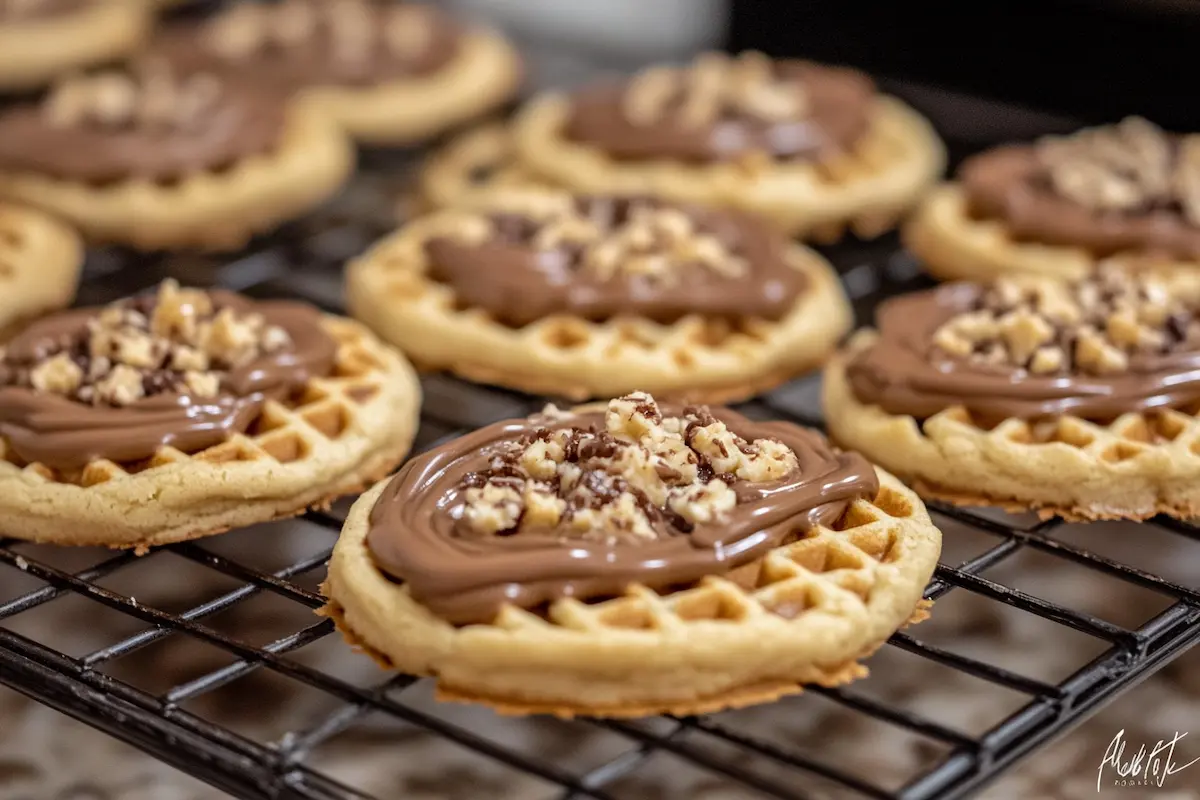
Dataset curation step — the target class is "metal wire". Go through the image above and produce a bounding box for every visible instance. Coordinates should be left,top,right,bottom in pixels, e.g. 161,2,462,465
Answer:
1,150,1199,800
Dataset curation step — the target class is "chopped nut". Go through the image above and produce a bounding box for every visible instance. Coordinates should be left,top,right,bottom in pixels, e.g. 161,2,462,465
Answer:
29,353,82,395
184,370,220,398
171,345,209,372
933,327,972,358
94,364,146,406
998,310,1054,364
458,394,798,539
1028,346,1065,374
1075,330,1129,375
623,51,809,129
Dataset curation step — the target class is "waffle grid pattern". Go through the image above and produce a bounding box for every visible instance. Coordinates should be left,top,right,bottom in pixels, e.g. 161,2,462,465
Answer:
1,139,1200,800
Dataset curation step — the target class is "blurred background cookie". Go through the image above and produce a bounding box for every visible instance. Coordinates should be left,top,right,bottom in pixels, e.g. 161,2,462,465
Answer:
0,0,152,92
150,0,523,146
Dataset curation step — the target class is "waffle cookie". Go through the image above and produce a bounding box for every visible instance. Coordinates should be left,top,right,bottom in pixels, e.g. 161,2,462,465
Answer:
0,0,152,91
348,188,852,402
825,265,1200,520
512,51,945,242
0,61,354,251
0,281,421,549
907,117,1200,282
0,202,83,338
322,393,941,717
418,122,552,211
151,0,522,147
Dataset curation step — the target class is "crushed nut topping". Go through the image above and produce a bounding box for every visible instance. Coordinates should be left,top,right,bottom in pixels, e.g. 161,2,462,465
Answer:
931,264,1200,376
1,280,293,407
623,51,808,128
1036,116,1200,225
459,393,798,541
207,0,435,63
42,61,223,131
437,194,749,284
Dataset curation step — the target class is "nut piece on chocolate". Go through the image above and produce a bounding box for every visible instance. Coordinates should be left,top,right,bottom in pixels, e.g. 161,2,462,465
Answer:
1036,116,1200,225
206,0,438,65
460,393,798,541
930,265,1200,376
438,193,749,284
42,61,224,132
624,51,808,128
1,280,292,407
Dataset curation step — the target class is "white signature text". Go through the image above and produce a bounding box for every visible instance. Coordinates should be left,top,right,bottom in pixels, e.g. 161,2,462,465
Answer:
1097,729,1200,791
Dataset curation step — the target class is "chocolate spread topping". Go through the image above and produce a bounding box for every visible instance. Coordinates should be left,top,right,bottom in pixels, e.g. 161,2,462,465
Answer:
961,117,1200,259
366,398,878,625
152,0,462,90
0,63,285,184
424,195,807,326
565,53,875,164
846,269,1200,423
0,287,337,470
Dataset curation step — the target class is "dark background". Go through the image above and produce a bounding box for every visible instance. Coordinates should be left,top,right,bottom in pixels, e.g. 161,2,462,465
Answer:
729,0,1200,143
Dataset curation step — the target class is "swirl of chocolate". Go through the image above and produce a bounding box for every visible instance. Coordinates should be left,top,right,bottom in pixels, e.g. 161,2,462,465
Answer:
961,117,1200,260
0,63,285,184
565,52,875,164
151,0,462,90
424,195,807,326
0,288,337,470
367,398,878,625
846,268,1200,423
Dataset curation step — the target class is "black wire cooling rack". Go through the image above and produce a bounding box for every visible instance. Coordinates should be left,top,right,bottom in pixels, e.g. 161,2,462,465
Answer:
3,75,1200,800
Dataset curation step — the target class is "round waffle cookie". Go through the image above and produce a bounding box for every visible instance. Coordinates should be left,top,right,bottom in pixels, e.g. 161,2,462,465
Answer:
0,202,83,338
0,1,152,91
151,0,522,147
348,189,853,403
0,281,421,550
321,394,941,717
417,122,552,212
0,63,354,251
907,117,1200,282
825,266,1200,520
512,51,945,242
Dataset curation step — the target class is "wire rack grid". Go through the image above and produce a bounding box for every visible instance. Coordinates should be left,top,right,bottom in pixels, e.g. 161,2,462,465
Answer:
0,145,1199,799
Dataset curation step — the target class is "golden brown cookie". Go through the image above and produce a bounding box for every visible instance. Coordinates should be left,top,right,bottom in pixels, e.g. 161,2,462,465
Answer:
0,202,83,338
512,51,945,242
0,63,354,251
151,0,522,147
824,266,1200,520
417,122,552,212
348,188,853,402
0,0,152,91
321,394,941,717
0,280,421,549
907,117,1200,282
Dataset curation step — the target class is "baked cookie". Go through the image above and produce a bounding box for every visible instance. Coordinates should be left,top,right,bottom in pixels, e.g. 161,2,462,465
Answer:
151,0,522,146
322,392,941,717
417,122,551,211
347,188,853,402
0,202,83,338
825,265,1200,520
512,51,945,242
0,280,421,549
0,61,354,251
0,0,152,91
907,117,1200,282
